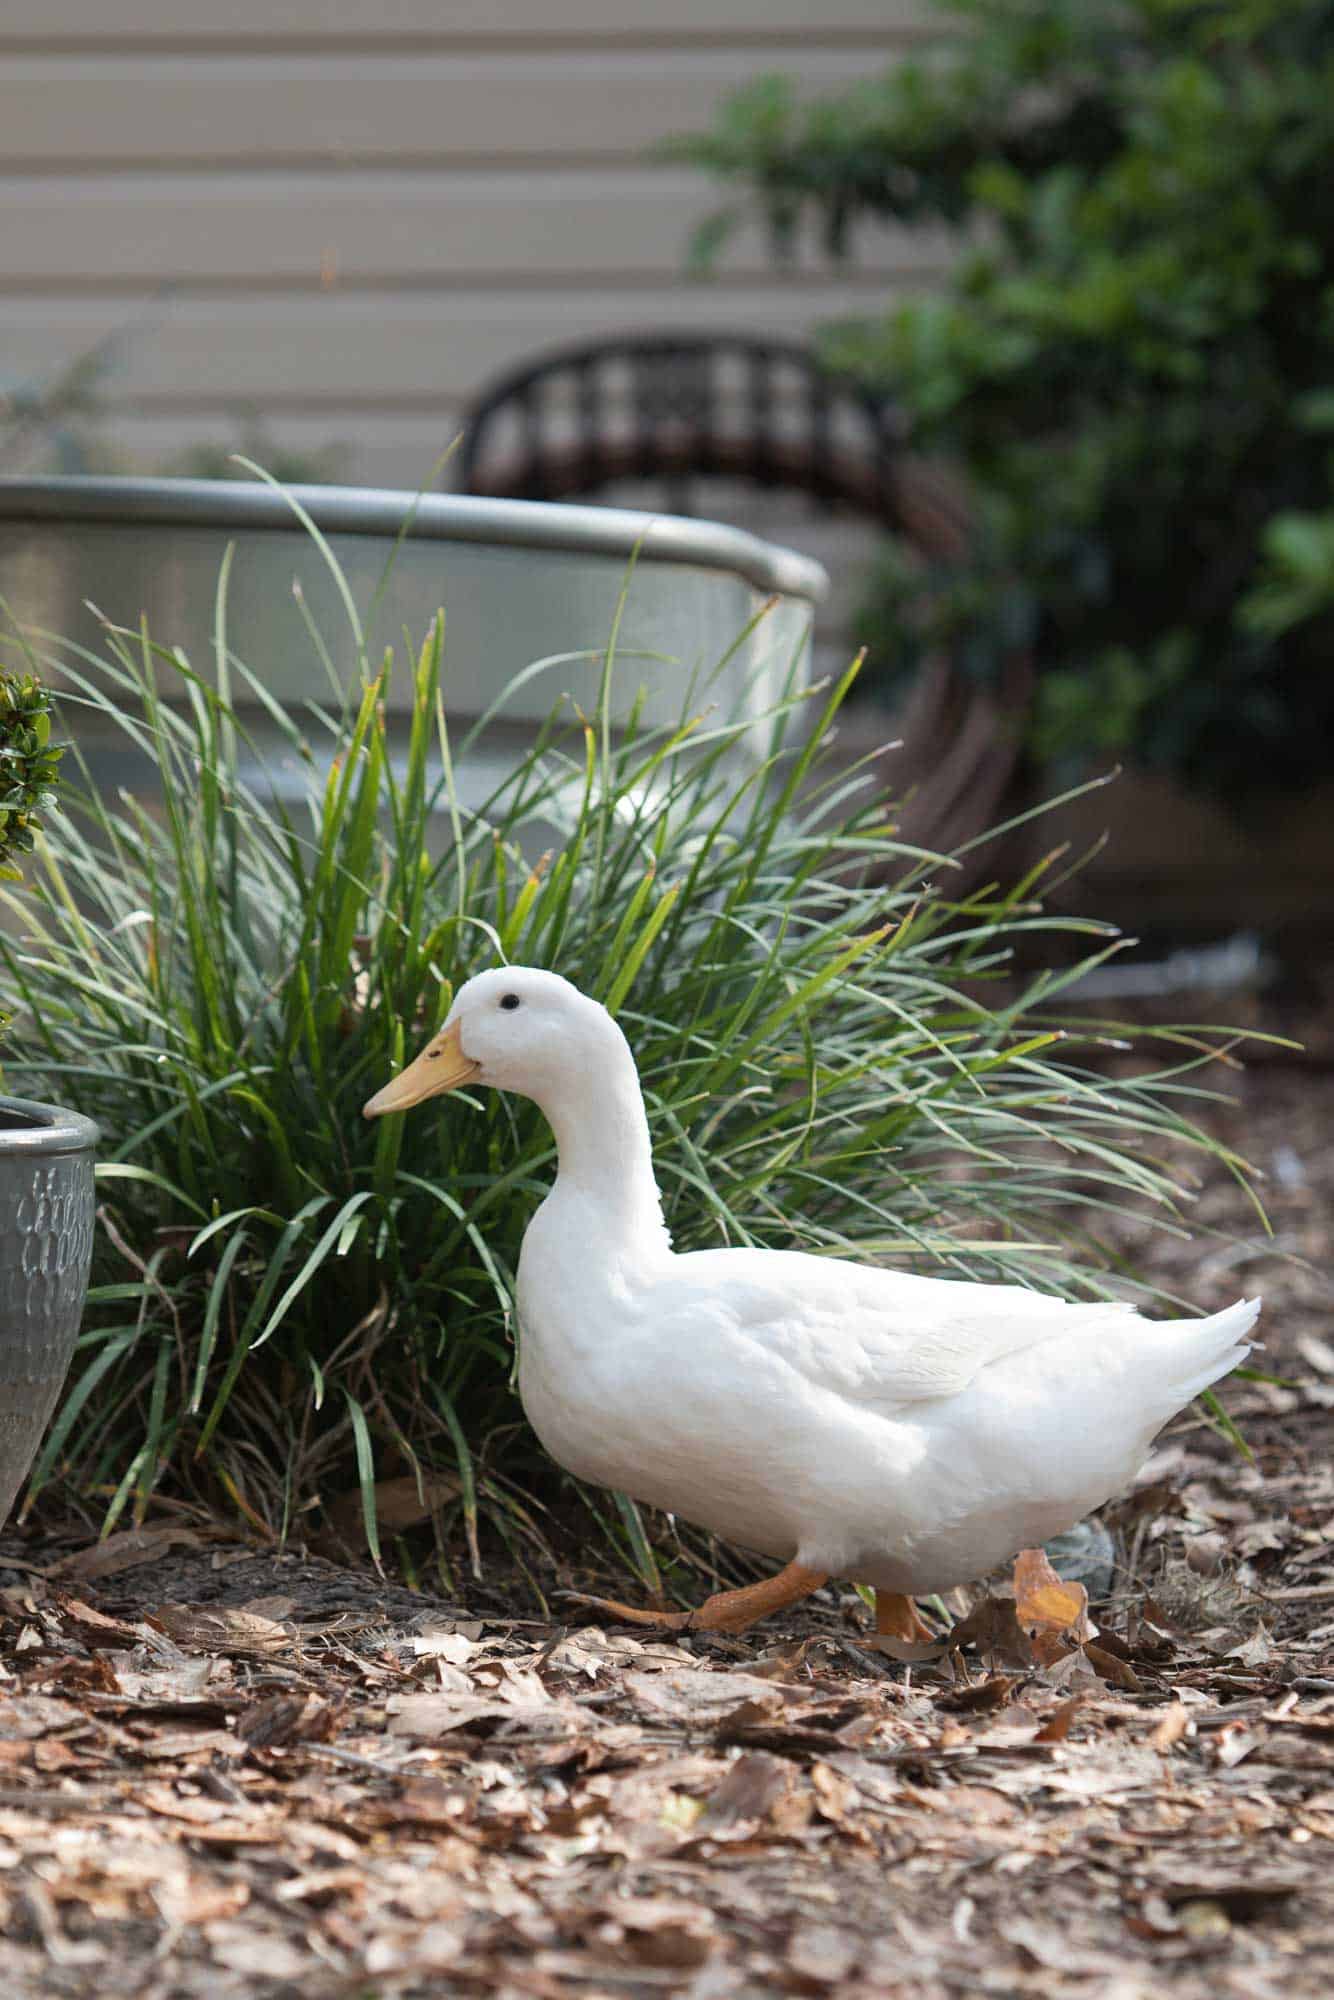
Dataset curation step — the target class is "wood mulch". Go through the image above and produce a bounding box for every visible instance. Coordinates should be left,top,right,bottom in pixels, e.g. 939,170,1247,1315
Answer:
0,1065,1330,1998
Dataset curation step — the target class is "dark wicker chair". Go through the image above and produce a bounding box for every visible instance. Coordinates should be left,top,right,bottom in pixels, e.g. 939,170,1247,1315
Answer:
459,332,1028,855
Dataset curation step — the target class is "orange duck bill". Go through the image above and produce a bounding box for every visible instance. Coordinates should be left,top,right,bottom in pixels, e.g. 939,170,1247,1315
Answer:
363,1019,479,1118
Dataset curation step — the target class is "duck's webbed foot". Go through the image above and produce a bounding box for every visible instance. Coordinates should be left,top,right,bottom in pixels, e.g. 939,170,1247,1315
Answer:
875,1589,937,1645
562,1559,829,1636
559,1591,694,1632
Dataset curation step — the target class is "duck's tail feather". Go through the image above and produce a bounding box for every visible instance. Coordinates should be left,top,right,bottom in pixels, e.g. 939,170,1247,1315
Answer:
1157,1296,1260,1412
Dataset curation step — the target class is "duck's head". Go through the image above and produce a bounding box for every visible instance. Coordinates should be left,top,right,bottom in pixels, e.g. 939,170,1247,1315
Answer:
362,965,618,1118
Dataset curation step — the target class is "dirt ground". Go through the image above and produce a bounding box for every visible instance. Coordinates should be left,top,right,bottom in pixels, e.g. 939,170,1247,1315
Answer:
0,1063,1331,1999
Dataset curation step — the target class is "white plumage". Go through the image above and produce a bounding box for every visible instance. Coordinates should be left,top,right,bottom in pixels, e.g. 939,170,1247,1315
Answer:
366,965,1258,1631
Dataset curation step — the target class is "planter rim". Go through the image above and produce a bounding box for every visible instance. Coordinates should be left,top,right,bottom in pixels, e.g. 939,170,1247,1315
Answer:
0,1094,100,1157
0,475,829,605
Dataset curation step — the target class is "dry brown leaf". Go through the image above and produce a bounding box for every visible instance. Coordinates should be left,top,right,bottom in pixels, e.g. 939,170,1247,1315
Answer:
947,1594,1032,1666
709,1689,788,1738
273,1865,369,1909
1226,1624,1278,1666
1041,1646,1106,1695
235,1593,298,1622
1211,1722,1265,1768
321,1473,461,1553
1034,1696,1085,1743
865,1631,950,1664
49,1527,207,1583
32,1738,82,1775
597,1896,717,1970
149,1603,290,1656
1082,1641,1145,1692
1094,1623,1174,1669
385,1690,569,1739
937,1673,1022,1714
47,1655,120,1697
131,1726,242,1763
206,1925,314,1979
999,1917,1124,1976
412,1630,478,1666
716,1697,881,1757
362,1921,467,1979
236,1693,343,1750
136,1784,250,1826
50,1595,142,1650
622,1668,817,1722
0,1695,84,1739
808,1759,870,1838
1013,1547,1092,1663
1150,1701,1191,1751
156,1873,251,1927
690,1751,795,1838
787,1920,857,1986
111,1655,220,1704
377,1776,470,1829
916,1781,1017,1825
746,1639,814,1681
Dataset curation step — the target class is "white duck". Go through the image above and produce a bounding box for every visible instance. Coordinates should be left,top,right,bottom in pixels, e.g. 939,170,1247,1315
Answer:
365,967,1259,1639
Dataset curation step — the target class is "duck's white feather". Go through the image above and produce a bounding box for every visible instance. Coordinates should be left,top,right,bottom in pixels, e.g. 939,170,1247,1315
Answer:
376,965,1259,1597
517,1188,1257,1590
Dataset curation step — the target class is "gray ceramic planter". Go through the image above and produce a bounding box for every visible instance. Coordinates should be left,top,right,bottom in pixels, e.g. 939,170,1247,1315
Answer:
0,1097,98,1526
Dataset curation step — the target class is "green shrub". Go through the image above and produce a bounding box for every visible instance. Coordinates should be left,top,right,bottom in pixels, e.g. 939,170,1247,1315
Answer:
676,0,1334,802
0,669,61,1041
0,533,1255,1578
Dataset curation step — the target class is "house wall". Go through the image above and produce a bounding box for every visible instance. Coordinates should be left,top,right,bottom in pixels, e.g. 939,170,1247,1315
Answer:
0,1,936,492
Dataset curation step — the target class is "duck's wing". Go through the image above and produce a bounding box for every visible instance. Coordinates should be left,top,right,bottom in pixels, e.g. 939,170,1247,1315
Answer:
669,1248,1141,1411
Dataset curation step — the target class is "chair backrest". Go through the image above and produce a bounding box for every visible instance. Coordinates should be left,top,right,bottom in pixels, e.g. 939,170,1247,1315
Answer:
459,331,909,525
458,331,1029,860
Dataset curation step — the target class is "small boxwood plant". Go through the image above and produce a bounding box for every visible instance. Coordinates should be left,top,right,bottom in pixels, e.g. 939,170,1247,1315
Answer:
0,671,60,882
0,671,61,1042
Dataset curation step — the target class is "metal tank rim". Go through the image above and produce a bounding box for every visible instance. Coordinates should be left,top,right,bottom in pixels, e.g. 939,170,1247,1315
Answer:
0,476,830,606
0,1096,101,1158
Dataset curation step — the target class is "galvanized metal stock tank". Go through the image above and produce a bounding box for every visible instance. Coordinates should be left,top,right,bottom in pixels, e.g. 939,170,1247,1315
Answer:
0,478,827,806
0,480,821,1510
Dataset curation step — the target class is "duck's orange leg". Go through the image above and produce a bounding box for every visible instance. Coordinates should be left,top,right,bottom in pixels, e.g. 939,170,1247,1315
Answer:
564,1559,829,1636
875,1589,937,1644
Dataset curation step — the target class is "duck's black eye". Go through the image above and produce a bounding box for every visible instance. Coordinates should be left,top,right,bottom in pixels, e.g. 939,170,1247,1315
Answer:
499,993,521,1011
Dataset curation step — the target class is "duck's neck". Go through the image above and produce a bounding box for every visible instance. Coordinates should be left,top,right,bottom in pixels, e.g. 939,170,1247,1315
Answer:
533,1038,671,1256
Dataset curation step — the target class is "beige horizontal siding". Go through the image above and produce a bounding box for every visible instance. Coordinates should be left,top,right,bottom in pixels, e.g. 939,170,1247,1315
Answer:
0,1,928,44
0,168,950,288
0,3,942,503
0,48,905,165
87,410,481,490
1,283,916,407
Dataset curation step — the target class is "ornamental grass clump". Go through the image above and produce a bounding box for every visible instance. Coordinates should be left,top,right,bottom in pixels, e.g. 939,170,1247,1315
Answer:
0,536,1256,1578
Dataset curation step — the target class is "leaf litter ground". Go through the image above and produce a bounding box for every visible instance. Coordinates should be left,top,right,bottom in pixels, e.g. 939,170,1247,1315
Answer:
0,1065,1331,1999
